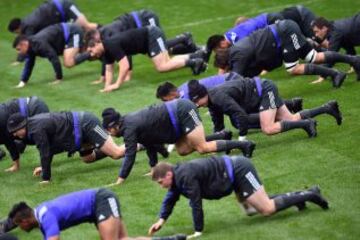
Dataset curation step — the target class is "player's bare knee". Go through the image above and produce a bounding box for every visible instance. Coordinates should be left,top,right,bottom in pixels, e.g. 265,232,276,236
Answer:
64,60,75,68
261,125,276,135
81,156,94,164
195,144,210,154
154,64,168,72
176,148,189,156
285,61,301,75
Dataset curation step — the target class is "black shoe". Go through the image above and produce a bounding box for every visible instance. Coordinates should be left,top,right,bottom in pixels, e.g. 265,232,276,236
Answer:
0,148,6,161
351,56,360,81
291,97,303,113
332,72,346,88
190,49,208,60
157,144,170,158
325,100,342,125
306,186,329,210
241,140,256,158
182,32,194,47
174,234,187,240
223,130,233,140
303,119,317,138
190,58,207,75
296,202,307,211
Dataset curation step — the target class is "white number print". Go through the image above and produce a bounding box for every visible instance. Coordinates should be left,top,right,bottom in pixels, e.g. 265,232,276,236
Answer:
291,33,300,50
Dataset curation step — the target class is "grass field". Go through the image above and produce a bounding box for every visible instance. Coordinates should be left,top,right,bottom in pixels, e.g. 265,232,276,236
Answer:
0,0,360,239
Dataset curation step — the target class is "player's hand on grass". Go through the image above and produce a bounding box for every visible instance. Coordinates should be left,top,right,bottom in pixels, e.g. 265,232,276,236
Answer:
39,180,50,185
115,177,125,185
148,218,165,235
11,61,21,66
187,231,202,239
49,79,62,85
33,167,42,176
311,77,325,84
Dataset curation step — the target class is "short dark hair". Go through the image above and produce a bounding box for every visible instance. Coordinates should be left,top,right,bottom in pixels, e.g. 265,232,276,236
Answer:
214,48,230,69
84,29,100,48
188,79,208,102
8,18,21,33
8,202,33,223
207,34,225,52
156,82,177,99
152,162,173,181
312,17,332,29
12,35,28,48
102,107,121,129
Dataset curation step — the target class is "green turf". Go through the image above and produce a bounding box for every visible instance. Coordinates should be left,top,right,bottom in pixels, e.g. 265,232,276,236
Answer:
0,0,360,239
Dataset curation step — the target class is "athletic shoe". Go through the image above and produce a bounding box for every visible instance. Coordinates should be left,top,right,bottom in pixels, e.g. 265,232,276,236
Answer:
155,234,187,240
241,140,256,158
325,100,342,125
223,130,233,140
290,97,303,113
306,186,329,210
332,71,346,88
295,201,307,211
0,148,5,161
190,58,207,75
303,119,317,138
189,49,208,60
351,56,360,81
182,32,194,48
174,234,187,240
156,144,169,158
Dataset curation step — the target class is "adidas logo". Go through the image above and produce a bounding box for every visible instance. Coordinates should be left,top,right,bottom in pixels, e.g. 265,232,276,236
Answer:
243,192,248,197
185,127,190,132
259,105,264,110
98,214,105,221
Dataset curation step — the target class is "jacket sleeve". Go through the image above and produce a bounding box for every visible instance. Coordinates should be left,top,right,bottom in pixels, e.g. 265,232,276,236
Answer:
208,106,225,133
328,31,343,53
186,179,204,232
119,128,138,179
220,95,249,136
3,136,20,161
159,190,181,220
144,145,159,167
230,50,247,75
20,54,36,82
32,129,53,181
40,43,63,79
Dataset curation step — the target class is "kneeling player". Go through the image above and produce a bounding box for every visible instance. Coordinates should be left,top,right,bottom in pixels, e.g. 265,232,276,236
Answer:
149,156,329,237
9,188,185,240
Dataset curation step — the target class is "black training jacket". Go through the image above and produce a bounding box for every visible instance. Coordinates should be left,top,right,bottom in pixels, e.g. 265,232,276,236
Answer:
20,0,62,36
118,101,181,179
26,112,80,180
328,13,360,55
207,77,261,136
0,97,47,161
159,156,234,232
22,23,68,82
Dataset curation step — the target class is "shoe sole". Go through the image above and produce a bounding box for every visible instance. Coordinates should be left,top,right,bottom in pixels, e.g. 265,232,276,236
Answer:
327,101,342,125
333,73,346,88
306,120,317,138
243,142,256,158
307,186,329,210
